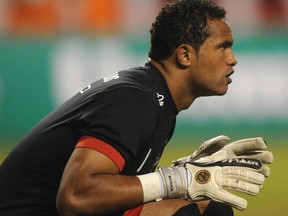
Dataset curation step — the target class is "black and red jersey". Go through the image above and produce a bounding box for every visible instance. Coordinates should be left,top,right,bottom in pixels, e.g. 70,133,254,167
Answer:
0,63,178,215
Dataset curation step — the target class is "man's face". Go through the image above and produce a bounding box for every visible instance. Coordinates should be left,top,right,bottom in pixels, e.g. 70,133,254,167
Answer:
189,19,238,97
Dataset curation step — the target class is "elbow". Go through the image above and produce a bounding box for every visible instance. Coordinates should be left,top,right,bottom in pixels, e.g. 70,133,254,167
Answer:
56,190,79,216
56,190,104,216
56,190,88,216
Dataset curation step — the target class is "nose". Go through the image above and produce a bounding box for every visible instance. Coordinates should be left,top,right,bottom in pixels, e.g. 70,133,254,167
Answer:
227,54,238,67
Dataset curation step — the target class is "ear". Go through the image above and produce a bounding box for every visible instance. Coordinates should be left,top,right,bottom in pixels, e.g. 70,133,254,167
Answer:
176,44,193,68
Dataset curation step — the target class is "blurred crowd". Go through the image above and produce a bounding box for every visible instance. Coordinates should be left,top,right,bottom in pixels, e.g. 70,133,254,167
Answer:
0,0,287,37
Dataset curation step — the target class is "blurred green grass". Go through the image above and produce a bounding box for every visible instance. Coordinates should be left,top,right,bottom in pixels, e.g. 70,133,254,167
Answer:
1,140,287,216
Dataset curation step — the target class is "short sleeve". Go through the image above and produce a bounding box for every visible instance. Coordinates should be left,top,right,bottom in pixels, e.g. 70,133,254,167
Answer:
76,136,126,172
79,88,159,163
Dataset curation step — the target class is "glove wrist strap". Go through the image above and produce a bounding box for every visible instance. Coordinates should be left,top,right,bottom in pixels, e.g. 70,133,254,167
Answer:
137,172,164,203
137,166,192,202
158,166,191,199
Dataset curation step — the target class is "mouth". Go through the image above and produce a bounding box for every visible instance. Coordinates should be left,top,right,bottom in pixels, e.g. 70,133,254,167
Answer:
226,70,234,77
226,70,234,84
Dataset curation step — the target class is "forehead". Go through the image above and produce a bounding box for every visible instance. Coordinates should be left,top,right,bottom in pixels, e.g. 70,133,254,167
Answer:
204,19,234,45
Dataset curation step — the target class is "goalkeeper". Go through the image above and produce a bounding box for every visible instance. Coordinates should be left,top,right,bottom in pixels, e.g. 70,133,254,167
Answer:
0,0,273,216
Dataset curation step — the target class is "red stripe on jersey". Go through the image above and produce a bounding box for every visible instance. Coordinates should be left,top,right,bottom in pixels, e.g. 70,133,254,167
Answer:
124,205,144,216
76,136,125,172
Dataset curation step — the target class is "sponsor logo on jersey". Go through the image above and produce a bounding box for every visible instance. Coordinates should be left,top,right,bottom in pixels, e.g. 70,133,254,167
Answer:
103,72,119,82
157,93,164,106
80,84,91,94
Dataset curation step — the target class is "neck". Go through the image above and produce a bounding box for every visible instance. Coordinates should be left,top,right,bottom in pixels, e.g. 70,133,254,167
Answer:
149,58,197,112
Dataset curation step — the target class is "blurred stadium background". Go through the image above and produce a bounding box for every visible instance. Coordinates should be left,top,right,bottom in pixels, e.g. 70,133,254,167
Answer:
0,0,287,215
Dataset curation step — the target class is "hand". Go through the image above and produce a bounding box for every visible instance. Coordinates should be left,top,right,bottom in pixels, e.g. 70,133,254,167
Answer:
186,158,266,210
172,135,230,166
158,157,265,210
172,135,273,177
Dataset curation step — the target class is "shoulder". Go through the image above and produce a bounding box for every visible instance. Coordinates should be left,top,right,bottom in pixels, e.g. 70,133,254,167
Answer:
101,87,160,114
100,66,161,103
76,63,170,114
114,66,157,90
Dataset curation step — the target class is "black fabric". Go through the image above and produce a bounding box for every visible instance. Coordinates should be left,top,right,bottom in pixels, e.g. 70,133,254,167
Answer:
173,201,233,216
173,203,202,216
0,63,177,215
202,201,234,216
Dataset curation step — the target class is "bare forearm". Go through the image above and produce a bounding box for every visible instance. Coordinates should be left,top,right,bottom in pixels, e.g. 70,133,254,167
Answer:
57,174,143,216
83,174,143,213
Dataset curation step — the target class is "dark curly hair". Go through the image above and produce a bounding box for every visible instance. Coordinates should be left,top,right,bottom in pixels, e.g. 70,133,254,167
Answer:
149,0,226,61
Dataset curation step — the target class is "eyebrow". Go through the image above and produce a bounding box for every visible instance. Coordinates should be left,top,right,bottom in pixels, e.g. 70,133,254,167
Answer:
220,40,233,48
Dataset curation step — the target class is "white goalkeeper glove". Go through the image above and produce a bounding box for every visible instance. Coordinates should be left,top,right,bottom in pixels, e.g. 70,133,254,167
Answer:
172,135,273,177
185,158,265,210
137,158,265,210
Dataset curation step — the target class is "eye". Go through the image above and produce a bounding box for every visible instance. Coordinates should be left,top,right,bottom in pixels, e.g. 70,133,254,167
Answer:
221,44,228,49
218,41,233,50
